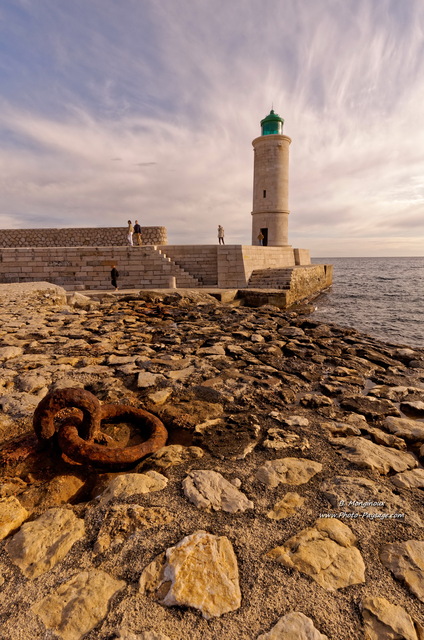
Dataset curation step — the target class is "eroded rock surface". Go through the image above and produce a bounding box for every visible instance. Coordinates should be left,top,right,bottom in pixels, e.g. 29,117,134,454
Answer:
140,530,241,619
380,540,424,602
257,611,329,640
32,569,125,640
267,518,366,591
6,507,85,578
256,457,323,488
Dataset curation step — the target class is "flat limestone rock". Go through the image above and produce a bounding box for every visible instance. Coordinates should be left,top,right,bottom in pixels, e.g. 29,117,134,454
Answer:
257,611,329,639
6,507,85,579
0,346,24,361
333,437,417,474
266,518,365,591
361,596,424,640
0,496,29,540
94,504,174,553
97,471,168,504
137,372,165,388
340,394,400,418
267,492,305,520
391,468,424,489
400,401,424,418
380,540,424,602
182,469,254,513
256,457,323,488
136,444,204,472
32,569,125,640
116,631,170,640
321,475,422,527
263,429,310,452
140,530,241,619
384,416,424,442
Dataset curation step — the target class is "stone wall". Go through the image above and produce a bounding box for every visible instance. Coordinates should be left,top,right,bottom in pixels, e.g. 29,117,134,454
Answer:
286,264,333,306
0,246,198,290
217,245,309,288
0,227,167,248
0,244,323,297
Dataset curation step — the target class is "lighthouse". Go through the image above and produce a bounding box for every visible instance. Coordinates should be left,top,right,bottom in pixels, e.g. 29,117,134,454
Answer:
251,109,291,246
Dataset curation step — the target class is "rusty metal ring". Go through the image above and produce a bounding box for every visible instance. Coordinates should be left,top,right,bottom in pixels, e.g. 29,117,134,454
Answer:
57,404,168,469
33,388,102,444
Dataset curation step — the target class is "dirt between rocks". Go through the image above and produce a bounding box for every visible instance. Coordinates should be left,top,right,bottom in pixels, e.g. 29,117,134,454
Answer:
0,284,423,640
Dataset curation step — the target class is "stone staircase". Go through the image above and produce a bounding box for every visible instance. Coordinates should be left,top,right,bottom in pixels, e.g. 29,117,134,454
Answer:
134,247,201,288
247,267,294,290
156,247,218,286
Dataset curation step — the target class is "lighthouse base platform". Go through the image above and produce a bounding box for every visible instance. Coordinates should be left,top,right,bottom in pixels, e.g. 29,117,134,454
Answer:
0,244,332,309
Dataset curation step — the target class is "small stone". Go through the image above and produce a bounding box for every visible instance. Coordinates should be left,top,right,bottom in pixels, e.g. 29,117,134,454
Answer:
267,492,305,520
0,346,23,361
116,632,170,640
321,474,422,527
256,457,323,488
147,389,173,405
32,569,125,640
137,372,165,388
94,504,174,553
6,507,85,578
140,530,241,619
16,373,48,393
166,366,195,381
257,611,329,639
400,401,424,418
340,394,400,419
263,429,310,451
384,416,424,442
266,518,365,591
183,469,254,513
97,471,168,504
380,540,424,602
322,421,361,437
136,444,204,471
361,596,424,640
282,416,310,427
334,437,417,474
391,468,424,489
0,496,29,540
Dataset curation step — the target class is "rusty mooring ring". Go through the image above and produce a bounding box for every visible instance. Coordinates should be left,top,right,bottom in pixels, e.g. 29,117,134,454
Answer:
33,388,168,469
33,387,102,443
58,404,168,468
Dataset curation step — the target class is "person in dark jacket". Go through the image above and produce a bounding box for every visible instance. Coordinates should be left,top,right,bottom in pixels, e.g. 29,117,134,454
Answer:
133,220,142,246
111,264,119,290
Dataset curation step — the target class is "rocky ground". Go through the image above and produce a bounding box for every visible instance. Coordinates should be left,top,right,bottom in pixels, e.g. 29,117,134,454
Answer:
0,282,423,640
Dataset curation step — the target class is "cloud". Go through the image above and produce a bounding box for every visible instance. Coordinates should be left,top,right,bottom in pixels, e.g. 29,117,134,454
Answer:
0,0,423,254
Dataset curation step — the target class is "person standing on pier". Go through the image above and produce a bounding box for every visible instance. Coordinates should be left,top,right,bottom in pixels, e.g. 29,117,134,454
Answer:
127,220,134,246
133,220,142,246
218,225,225,244
111,264,119,290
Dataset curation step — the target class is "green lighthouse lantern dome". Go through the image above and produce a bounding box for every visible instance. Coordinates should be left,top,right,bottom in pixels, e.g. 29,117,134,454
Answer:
260,109,284,135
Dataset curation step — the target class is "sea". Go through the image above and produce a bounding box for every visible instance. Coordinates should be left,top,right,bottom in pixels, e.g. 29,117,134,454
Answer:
310,257,424,348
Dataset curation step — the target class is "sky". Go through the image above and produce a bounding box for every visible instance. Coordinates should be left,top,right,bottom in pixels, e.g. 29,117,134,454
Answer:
1,0,424,257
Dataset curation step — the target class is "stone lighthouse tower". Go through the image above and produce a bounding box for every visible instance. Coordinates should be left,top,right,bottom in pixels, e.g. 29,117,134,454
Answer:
251,109,291,246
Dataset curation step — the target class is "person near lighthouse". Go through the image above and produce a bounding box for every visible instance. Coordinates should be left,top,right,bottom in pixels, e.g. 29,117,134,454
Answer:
218,225,225,245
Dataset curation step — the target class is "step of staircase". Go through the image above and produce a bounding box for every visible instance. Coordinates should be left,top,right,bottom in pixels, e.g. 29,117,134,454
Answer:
247,267,294,290
153,247,201,287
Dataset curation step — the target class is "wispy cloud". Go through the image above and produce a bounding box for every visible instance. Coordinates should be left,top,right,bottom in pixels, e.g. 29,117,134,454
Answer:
0,0,423,254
